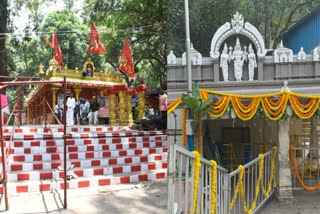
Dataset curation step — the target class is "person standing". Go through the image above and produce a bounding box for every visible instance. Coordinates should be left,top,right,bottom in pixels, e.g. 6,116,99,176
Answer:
66,95,76,126
159,90,167,130
90,96,100,125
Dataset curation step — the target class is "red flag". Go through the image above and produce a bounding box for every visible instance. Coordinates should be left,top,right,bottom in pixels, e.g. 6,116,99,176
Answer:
118,38,135,79
88,22,106,54
46,32,64,68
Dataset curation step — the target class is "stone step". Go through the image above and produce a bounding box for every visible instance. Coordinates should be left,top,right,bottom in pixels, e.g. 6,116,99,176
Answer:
3,126,135,134
1,169,167,193
3,135,167,148
6,147,168,171
3,140,167,157
4,130,164,140
7,161,167,182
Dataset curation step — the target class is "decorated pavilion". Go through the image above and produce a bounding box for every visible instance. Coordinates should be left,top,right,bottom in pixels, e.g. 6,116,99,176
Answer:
25,58,147,126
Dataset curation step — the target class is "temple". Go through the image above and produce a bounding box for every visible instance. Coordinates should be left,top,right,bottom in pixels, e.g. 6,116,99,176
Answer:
25,58,148,126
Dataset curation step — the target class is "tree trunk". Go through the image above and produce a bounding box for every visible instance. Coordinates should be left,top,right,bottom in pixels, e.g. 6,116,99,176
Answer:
0,0,8,76
264,0,271,49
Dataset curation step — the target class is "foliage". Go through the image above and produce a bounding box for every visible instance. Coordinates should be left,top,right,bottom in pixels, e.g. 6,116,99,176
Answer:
82,0,168,89
168,0,320,55
181,82,218,132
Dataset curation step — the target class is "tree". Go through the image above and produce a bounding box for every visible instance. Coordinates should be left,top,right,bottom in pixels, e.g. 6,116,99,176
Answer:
0,0,8,76
181,82,218,151
82,0,168,89
168,0,320,53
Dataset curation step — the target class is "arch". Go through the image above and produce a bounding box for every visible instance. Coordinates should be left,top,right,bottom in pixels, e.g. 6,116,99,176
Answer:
210,12,267,59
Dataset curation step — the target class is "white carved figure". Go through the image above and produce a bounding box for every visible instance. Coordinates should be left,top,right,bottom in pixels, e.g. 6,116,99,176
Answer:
167,50,177,64
231,12,244,33
247,44,257,81
231,37,246,81
297,47,306,61
313,46,320,61
220,43,230,81
274,42,293,63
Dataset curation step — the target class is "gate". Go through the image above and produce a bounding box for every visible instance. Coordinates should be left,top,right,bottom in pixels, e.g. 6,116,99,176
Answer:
167,144,278,214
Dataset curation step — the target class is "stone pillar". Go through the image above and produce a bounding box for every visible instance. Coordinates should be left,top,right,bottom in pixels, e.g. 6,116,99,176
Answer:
213,61,219,82
109,93,117,126
118,91,128,126
73,87,82,101
51,87,59,109
258,60,263,81
137,90,145,121
276,119,294,203
127,92,133,126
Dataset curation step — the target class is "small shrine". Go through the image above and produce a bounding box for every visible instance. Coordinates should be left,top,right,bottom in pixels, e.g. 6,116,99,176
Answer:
25,58,148,126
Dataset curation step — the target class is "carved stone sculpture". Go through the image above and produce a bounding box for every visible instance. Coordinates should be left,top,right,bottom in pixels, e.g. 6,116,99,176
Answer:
313,46,320,61
231,37,246,81
167,50,177,64
247,44,257,81
297,47,306,61
220,43,230,81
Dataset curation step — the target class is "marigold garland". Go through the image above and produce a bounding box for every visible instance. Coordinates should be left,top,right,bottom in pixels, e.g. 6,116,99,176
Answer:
240,154,264,214
192,151,201,212
289,95,320,119
176,89,320,121
261,94,288,120
261,146,278,196
210,160,217,214
182,107,187,145
289,145,320,191
231,96,260,120
168,97,182,114
230,165,244,208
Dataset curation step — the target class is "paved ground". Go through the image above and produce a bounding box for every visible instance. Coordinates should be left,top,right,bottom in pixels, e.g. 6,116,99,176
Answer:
260,191,320,214
0,180,167,214
1,180,319,214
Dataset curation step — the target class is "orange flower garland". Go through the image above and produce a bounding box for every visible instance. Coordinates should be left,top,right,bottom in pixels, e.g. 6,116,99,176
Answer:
231,96,260,120
289,95,320,119
261,93,288,120
182,107,187,145
185,89,320,121
168,97,182,114
289,145,320,191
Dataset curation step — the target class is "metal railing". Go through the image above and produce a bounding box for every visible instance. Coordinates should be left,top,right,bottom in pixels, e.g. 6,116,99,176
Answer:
167,144,278,214
290,145,320,191
229,148,277,214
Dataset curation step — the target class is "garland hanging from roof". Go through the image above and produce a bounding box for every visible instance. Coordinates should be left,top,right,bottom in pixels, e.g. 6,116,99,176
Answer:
167,88,320,121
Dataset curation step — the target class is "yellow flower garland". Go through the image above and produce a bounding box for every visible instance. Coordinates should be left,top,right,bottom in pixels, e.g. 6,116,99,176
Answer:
168,97,182,114
192,151,201,212
182,107,187,145
240,154,264,214
230,165,244,208
261,146,278,196
200,89,320,120
210,160,217,214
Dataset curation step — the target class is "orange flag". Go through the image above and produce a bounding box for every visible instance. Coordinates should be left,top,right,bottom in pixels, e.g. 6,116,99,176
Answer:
46,32,64,68
88,22,106,54
118,38,135,79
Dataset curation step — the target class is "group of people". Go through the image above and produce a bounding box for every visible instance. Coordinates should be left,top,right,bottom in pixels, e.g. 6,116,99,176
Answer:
54,95,100,126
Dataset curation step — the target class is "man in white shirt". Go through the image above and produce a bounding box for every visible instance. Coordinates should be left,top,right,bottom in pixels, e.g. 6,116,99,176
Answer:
66,95,76,126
